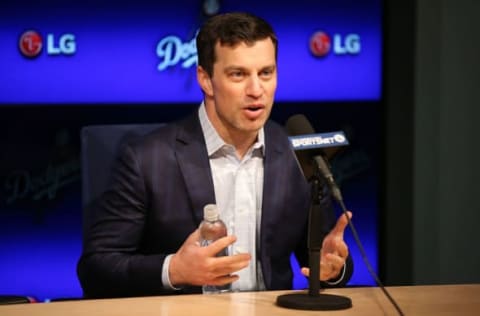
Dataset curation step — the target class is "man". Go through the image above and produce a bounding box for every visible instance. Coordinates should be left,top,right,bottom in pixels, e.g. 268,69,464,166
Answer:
77,12,353,298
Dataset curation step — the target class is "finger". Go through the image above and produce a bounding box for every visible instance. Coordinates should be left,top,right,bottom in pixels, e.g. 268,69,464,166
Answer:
331,211,352,237
215,252,251,264
302,264,336,281
211,253,251,274
324,253,345,271
300,267,310,277
201,254,251,285
320,259,342,280
208,274,240,286
302,253,345,279
321,265,334,280
204,235,237,256
323,239,348,257
335,240,349,259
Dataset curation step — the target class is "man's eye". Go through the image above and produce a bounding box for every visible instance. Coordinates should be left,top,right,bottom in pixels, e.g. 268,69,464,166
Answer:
231,71,244,78
260,69,274,77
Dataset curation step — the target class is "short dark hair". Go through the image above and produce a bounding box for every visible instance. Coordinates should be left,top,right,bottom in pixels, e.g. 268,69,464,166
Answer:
196,12,278,77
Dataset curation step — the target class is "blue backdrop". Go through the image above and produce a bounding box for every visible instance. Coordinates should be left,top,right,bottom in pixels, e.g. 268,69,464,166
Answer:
0,0,382,104
0,0,382,301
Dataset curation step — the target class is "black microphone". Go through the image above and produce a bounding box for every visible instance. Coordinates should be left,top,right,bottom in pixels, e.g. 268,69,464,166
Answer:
280,114,405,316
286,114,345,203
276,114,352,311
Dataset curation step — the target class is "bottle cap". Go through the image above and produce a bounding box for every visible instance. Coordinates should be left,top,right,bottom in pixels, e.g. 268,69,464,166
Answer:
203,204,219,221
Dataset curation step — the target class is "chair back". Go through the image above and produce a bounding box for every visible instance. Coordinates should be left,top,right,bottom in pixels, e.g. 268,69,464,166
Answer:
81,123,164,234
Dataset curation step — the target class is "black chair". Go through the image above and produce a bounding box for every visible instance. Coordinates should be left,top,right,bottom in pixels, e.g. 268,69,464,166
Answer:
80,123,164,236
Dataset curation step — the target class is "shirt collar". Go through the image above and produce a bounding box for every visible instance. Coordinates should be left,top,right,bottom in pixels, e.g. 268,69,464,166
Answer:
198,102,265,157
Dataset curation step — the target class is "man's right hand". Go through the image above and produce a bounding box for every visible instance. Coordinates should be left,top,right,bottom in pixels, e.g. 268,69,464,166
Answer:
169,229,251,287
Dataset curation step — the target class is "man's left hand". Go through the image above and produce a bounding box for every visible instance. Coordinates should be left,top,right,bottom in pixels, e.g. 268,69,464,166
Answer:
301,211,352,281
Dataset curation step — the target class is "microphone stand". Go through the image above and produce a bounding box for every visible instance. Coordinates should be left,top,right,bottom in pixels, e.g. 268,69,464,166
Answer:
276,169,352,310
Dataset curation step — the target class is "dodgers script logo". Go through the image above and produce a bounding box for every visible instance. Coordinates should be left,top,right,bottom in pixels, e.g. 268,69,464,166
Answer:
156,33,197,71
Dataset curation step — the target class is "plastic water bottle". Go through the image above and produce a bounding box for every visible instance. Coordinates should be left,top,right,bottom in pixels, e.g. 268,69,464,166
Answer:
199,204,232,294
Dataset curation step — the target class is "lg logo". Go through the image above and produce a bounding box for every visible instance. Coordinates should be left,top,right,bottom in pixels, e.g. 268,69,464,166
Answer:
18,30,42,58
19,30,76,58
309,31,361,57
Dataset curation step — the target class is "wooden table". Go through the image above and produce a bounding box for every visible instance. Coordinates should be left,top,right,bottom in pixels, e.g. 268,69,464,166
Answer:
1,284,479,315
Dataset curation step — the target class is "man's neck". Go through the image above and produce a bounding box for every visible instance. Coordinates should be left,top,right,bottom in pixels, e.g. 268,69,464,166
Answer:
229,132,258,160
203,102,259,159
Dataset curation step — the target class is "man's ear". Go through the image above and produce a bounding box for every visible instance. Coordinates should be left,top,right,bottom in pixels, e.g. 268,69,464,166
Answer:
197,66,213,97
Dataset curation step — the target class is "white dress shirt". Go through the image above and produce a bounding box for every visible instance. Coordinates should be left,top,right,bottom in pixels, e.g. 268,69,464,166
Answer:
162,103,266,291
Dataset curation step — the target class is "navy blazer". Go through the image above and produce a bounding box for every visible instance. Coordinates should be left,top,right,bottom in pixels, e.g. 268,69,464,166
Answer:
77,112,349,298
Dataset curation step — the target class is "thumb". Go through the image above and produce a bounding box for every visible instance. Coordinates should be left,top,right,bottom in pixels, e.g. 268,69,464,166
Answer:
331,211,352,237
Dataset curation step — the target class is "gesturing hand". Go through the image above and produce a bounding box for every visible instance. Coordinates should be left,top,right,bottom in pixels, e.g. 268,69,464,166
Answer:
169,229,251,287
301,211,352,281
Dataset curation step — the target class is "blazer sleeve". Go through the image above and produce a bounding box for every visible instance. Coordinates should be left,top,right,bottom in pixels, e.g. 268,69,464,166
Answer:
77,141,172,298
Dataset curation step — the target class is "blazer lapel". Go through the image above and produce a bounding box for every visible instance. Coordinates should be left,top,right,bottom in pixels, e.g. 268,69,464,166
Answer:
175,113,216,224
259,121,289,286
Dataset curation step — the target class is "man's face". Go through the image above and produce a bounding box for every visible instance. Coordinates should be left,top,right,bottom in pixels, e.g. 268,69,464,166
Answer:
199,38,277,143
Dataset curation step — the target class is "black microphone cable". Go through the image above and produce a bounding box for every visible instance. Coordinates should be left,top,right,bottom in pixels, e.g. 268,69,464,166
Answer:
315,155,405,316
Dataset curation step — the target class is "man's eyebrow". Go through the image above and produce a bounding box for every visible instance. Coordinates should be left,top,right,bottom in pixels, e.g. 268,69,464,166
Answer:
224,65,246,71
262,65,276,70
224,64,276,72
